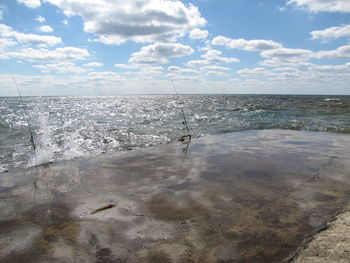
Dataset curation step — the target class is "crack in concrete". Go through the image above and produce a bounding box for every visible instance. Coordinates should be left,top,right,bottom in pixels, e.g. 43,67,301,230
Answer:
307,156,339,183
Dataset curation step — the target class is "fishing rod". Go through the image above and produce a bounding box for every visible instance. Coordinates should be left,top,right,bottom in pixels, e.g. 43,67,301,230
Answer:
171,80,191,143
7,62,39,200
8,66,38,157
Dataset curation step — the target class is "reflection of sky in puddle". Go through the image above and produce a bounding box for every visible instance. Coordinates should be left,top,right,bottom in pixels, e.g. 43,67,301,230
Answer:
1,130,350,263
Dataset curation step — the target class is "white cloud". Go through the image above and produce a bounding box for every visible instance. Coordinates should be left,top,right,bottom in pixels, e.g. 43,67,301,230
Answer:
237,60,350,86
186,49,239,70
168,66,199,74
213,34,350,71
189,28,208,40
314,44,350,59
287,0,350,13
309,62,350,73
272,67,299,72
259,48,313,68
40,25,54,33
129,42,193,64
167,73,201,81
277,6,287,12
237,67,303,81
0,24,61,47
261,47,312,59
140,66,164,71
138,66,164,76
88,71,124,82
0,38,16,49
311,24,350,41
237,67,269,75
33,61,86,73
186,60,207,68
83,62,103,67
202,49,239,63
16,0,41,9
114,63,139,69
260,58,312,68
0,37,15,58
35,16,46,23
206,71,229,77
0,72,127,95
201,65,230,71
63,19,68,25
8,47,90,62
185,49,237,77
45,0,206,45
15,33,60,47
212,36,282,51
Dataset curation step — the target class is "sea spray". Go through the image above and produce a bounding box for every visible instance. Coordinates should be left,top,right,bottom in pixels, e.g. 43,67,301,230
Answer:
28,111,57,167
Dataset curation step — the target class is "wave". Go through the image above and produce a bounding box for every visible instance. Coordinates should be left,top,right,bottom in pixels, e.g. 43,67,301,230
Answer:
324,98,341,102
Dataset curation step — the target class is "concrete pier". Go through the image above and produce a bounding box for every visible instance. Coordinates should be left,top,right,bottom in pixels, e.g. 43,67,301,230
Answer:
1,130,350,263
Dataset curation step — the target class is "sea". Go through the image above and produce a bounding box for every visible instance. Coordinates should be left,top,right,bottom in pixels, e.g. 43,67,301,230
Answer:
1,95,349,172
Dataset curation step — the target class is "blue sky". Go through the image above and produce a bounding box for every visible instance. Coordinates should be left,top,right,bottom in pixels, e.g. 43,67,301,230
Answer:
0,0,350,95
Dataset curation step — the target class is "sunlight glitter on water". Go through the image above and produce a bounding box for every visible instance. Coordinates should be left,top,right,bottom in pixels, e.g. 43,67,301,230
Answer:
0,95,349,170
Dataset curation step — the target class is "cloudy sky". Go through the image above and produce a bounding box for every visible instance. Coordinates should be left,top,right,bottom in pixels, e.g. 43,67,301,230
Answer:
0,0,350,95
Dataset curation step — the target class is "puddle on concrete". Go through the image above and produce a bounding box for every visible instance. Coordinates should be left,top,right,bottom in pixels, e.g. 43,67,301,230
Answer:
1,130,350,263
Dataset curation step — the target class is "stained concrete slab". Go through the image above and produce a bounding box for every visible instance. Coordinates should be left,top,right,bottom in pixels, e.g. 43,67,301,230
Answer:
1,130,350,263
293,204,350,263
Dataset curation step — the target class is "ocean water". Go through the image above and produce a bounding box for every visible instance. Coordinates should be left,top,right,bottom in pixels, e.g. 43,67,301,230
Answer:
0,95,349,172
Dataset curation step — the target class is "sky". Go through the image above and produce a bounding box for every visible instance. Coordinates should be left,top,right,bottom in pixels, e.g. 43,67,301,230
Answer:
0,0,350,96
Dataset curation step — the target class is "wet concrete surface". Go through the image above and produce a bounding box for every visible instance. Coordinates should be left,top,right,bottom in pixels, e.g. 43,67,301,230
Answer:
1,130,350,263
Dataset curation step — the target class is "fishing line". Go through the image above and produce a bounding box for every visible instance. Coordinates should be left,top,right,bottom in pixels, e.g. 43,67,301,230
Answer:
171,80,191,142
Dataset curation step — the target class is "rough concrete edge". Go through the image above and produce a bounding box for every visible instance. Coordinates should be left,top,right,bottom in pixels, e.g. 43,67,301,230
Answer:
285,199,350,263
